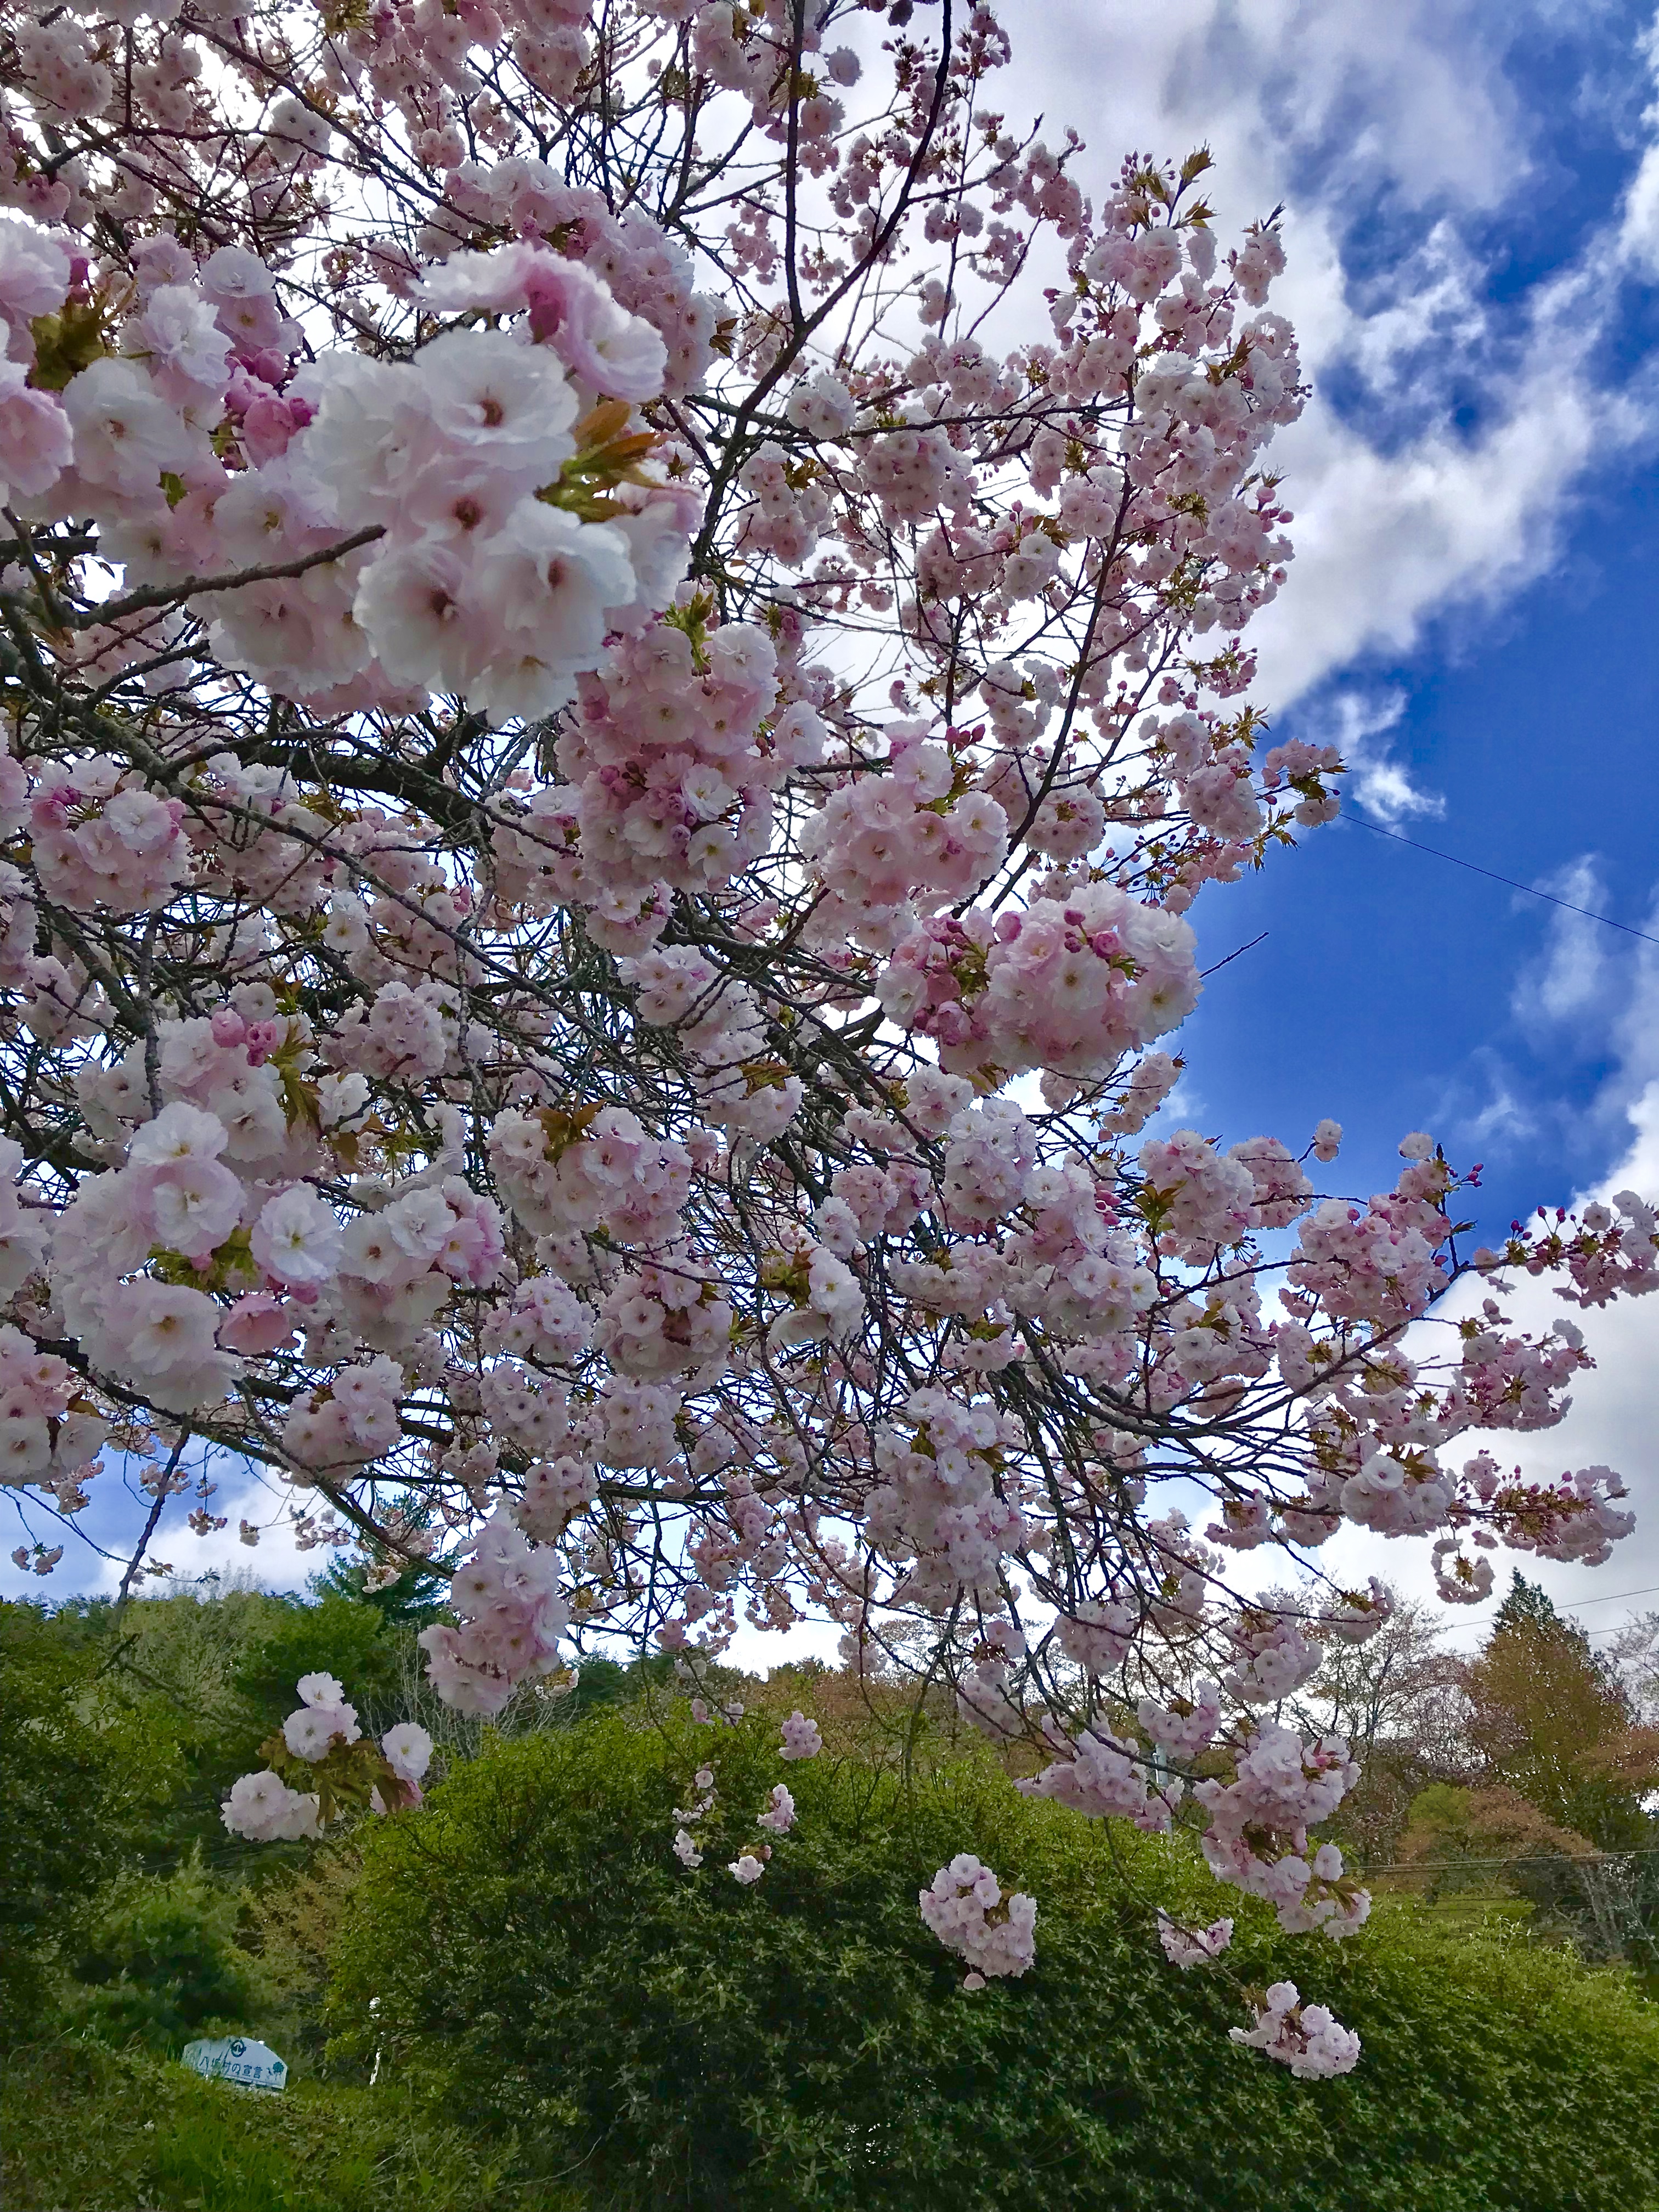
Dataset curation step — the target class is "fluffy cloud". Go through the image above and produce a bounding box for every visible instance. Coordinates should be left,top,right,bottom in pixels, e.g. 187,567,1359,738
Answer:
1299,689,1442,823
133,1469,331,1597
1014,2,1659,706
1514,859,1623,1027
1618,15,1659,275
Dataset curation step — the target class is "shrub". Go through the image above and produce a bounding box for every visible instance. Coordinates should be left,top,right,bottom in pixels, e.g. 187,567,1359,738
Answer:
61,1856,259,2049
329,1708,1659,2212
0,1600,137,2028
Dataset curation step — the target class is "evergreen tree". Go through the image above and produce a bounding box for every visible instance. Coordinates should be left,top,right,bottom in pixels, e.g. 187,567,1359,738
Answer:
1464,1576,1656,1849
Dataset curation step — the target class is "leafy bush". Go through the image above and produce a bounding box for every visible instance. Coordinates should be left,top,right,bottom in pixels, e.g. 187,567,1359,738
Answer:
12,1585,351,1870
0,1600,149,2029
61,1856,260,2049
238,1844,365,2069
329,1708,1659,2212
50,1583,422,1865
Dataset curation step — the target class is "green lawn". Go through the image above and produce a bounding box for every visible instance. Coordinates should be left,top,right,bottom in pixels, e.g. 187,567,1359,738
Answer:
3,2039,579,2212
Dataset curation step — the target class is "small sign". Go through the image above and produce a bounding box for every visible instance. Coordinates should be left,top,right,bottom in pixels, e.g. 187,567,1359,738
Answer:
181,2036,287,2092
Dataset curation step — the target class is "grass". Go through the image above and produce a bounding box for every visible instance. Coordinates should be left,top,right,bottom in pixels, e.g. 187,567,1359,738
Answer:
3,2038,583,2211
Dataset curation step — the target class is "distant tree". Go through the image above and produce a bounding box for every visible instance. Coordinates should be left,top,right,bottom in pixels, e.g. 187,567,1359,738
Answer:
1290,1591,1459,1763
0,1601,132,2026
309,1502,451,1630
1397,1782,1597,1882
232,1590,408,1737
1461,1576,1659,1850
311,1554,450,1629
1282,1588,1464,1865
1607,1609,1659,1724
1491,1575,1572,1638
12,1583,425,1864
1393,1780,1598,1938
565,1649,678,1716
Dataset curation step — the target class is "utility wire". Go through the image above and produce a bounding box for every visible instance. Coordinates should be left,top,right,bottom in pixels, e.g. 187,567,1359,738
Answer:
1363,1848,1659,1874
1344,808,1659,949
1561,1583,1659,1611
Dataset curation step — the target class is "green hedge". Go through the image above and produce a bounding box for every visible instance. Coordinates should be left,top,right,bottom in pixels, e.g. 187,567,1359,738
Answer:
328,1709,1659,2212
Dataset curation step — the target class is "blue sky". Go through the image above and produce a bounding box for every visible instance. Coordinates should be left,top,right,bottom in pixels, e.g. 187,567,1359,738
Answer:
1180,0,1659,1240
1182,493,1659,1239
9,0,1659,1637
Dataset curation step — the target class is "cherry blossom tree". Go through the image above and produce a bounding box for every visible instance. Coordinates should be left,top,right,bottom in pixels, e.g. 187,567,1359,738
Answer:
0,0,1651,2075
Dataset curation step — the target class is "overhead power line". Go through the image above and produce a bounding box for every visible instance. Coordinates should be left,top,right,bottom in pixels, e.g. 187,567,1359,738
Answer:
1343,808,1659,949
1561,1583,1659,1611
1363,1847,1659,1874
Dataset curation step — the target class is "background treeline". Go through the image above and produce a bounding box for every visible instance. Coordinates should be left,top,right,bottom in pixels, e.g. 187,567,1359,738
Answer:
5,1564,1659,2211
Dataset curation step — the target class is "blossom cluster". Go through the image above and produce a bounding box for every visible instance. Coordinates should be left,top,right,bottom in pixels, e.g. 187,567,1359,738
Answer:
1156,1912,1235,1970
919,1854,1039,1989
779,1712,823,1762
221,1673,432,1840
876,883,1200,1086
417,1514,570,1716
1,228,685,725
1229,1982,1362,2080
506,613,798,953
1194,1727,1372,1939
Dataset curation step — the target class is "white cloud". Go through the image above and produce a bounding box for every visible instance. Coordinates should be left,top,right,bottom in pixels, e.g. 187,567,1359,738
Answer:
1622,148,1659,273
0,1459,326,1604
1458,1065,1539,1151
724,1614,845,1674
132,1465,324,1596
1618,14,1659,272
1012,2,1659,706
1503,879,1659,1160
1312,689,1443,822
1426,874,1659,1169
1514,858,1615,1024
